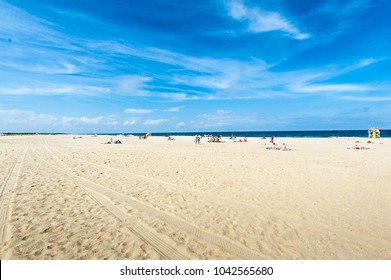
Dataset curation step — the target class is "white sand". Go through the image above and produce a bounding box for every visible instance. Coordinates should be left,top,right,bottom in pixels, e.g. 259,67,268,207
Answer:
0,134,390,259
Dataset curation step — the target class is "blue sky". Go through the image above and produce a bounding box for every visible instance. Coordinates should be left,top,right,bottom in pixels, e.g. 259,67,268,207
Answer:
0,0,390,133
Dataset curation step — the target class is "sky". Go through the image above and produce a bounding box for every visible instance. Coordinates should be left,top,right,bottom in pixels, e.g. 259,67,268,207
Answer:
0,0,390,133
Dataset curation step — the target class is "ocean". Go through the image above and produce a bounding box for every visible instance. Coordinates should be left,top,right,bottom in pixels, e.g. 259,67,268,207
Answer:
99,129,391,138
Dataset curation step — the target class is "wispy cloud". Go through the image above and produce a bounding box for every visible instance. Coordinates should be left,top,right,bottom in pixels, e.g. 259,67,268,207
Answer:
0,108,118,129
0,1,77,49
176,121,186,127
1,0,388,132
61,115,118,126
340,95,391,102
314,0,369,18
0,60,80,75
116,75,152,96
0,108,58,127
157,92,197,101
290,83,376,93
163,106,182,112
0,84,111,96
342,58,385,73
308,0,370,41
144,119,168,125
123,118,138,126
226,0,309,39
197,109,256,127
124,108,154,114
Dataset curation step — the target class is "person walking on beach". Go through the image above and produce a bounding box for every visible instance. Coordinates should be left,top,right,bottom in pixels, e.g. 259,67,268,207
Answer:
270,135,275,144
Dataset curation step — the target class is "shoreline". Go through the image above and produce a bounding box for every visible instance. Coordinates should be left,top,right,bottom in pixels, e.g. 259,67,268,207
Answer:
1,128,390,139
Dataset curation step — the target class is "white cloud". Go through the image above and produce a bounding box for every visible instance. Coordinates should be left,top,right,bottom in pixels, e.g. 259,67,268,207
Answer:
290,83,375,93
0,1,76,49
0,108,58,126
124,108,154,114
197,109,257,128
355,58,377,68
0,60,80,75
117,75,152,96
171,58,269,93
340,95,391,102
168,56,380,100
158,92,198,101
176,121,186,127
226,0,309,39
342,58,385,73
0,85,111,96
163,106,182,112
61,115,118,126
123,118,138,126
0,108,121,131
144,119,168,125
198,110,234,127
315,0,369,18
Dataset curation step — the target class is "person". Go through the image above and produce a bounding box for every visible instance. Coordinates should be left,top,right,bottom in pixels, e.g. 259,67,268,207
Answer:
282,143,291,151
194,135,201,144
270,135,275,144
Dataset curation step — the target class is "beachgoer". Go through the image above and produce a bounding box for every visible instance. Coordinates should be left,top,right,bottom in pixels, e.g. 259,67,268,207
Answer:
270,136,275,144
194,135,201,144
282,143,291,151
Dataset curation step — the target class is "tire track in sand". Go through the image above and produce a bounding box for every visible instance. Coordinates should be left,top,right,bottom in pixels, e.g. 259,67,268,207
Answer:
36,145,267,259
45,142,391,251
31,147,188,260
0,146,28,244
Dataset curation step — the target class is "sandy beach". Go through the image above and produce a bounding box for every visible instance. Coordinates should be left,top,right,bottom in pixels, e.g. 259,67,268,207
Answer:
0,134,390,260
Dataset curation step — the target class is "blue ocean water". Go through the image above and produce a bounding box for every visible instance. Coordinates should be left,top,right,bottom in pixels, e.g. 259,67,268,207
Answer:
100,129,391,138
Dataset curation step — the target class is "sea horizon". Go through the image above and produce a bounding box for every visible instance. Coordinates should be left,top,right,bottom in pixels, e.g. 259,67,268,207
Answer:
3,129,390,138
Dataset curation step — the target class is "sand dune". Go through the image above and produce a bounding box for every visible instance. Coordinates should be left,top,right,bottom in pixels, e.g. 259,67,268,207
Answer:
0,135,390,259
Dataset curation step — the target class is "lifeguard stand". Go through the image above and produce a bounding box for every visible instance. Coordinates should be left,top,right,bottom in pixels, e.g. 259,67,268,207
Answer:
368,127,381,139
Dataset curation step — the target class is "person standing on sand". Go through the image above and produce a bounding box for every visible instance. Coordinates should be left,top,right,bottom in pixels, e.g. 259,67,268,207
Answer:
270,135,275,144
194,135,201,144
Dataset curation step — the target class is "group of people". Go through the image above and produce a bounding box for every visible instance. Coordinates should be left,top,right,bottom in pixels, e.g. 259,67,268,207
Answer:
139,132,151,139
267,136,291,151
208,135,222,142
103,137,122,144
234,137,248,142
194,135,201,144
348,140,370,150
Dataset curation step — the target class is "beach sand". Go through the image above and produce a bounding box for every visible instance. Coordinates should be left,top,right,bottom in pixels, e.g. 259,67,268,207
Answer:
0,135,390,260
